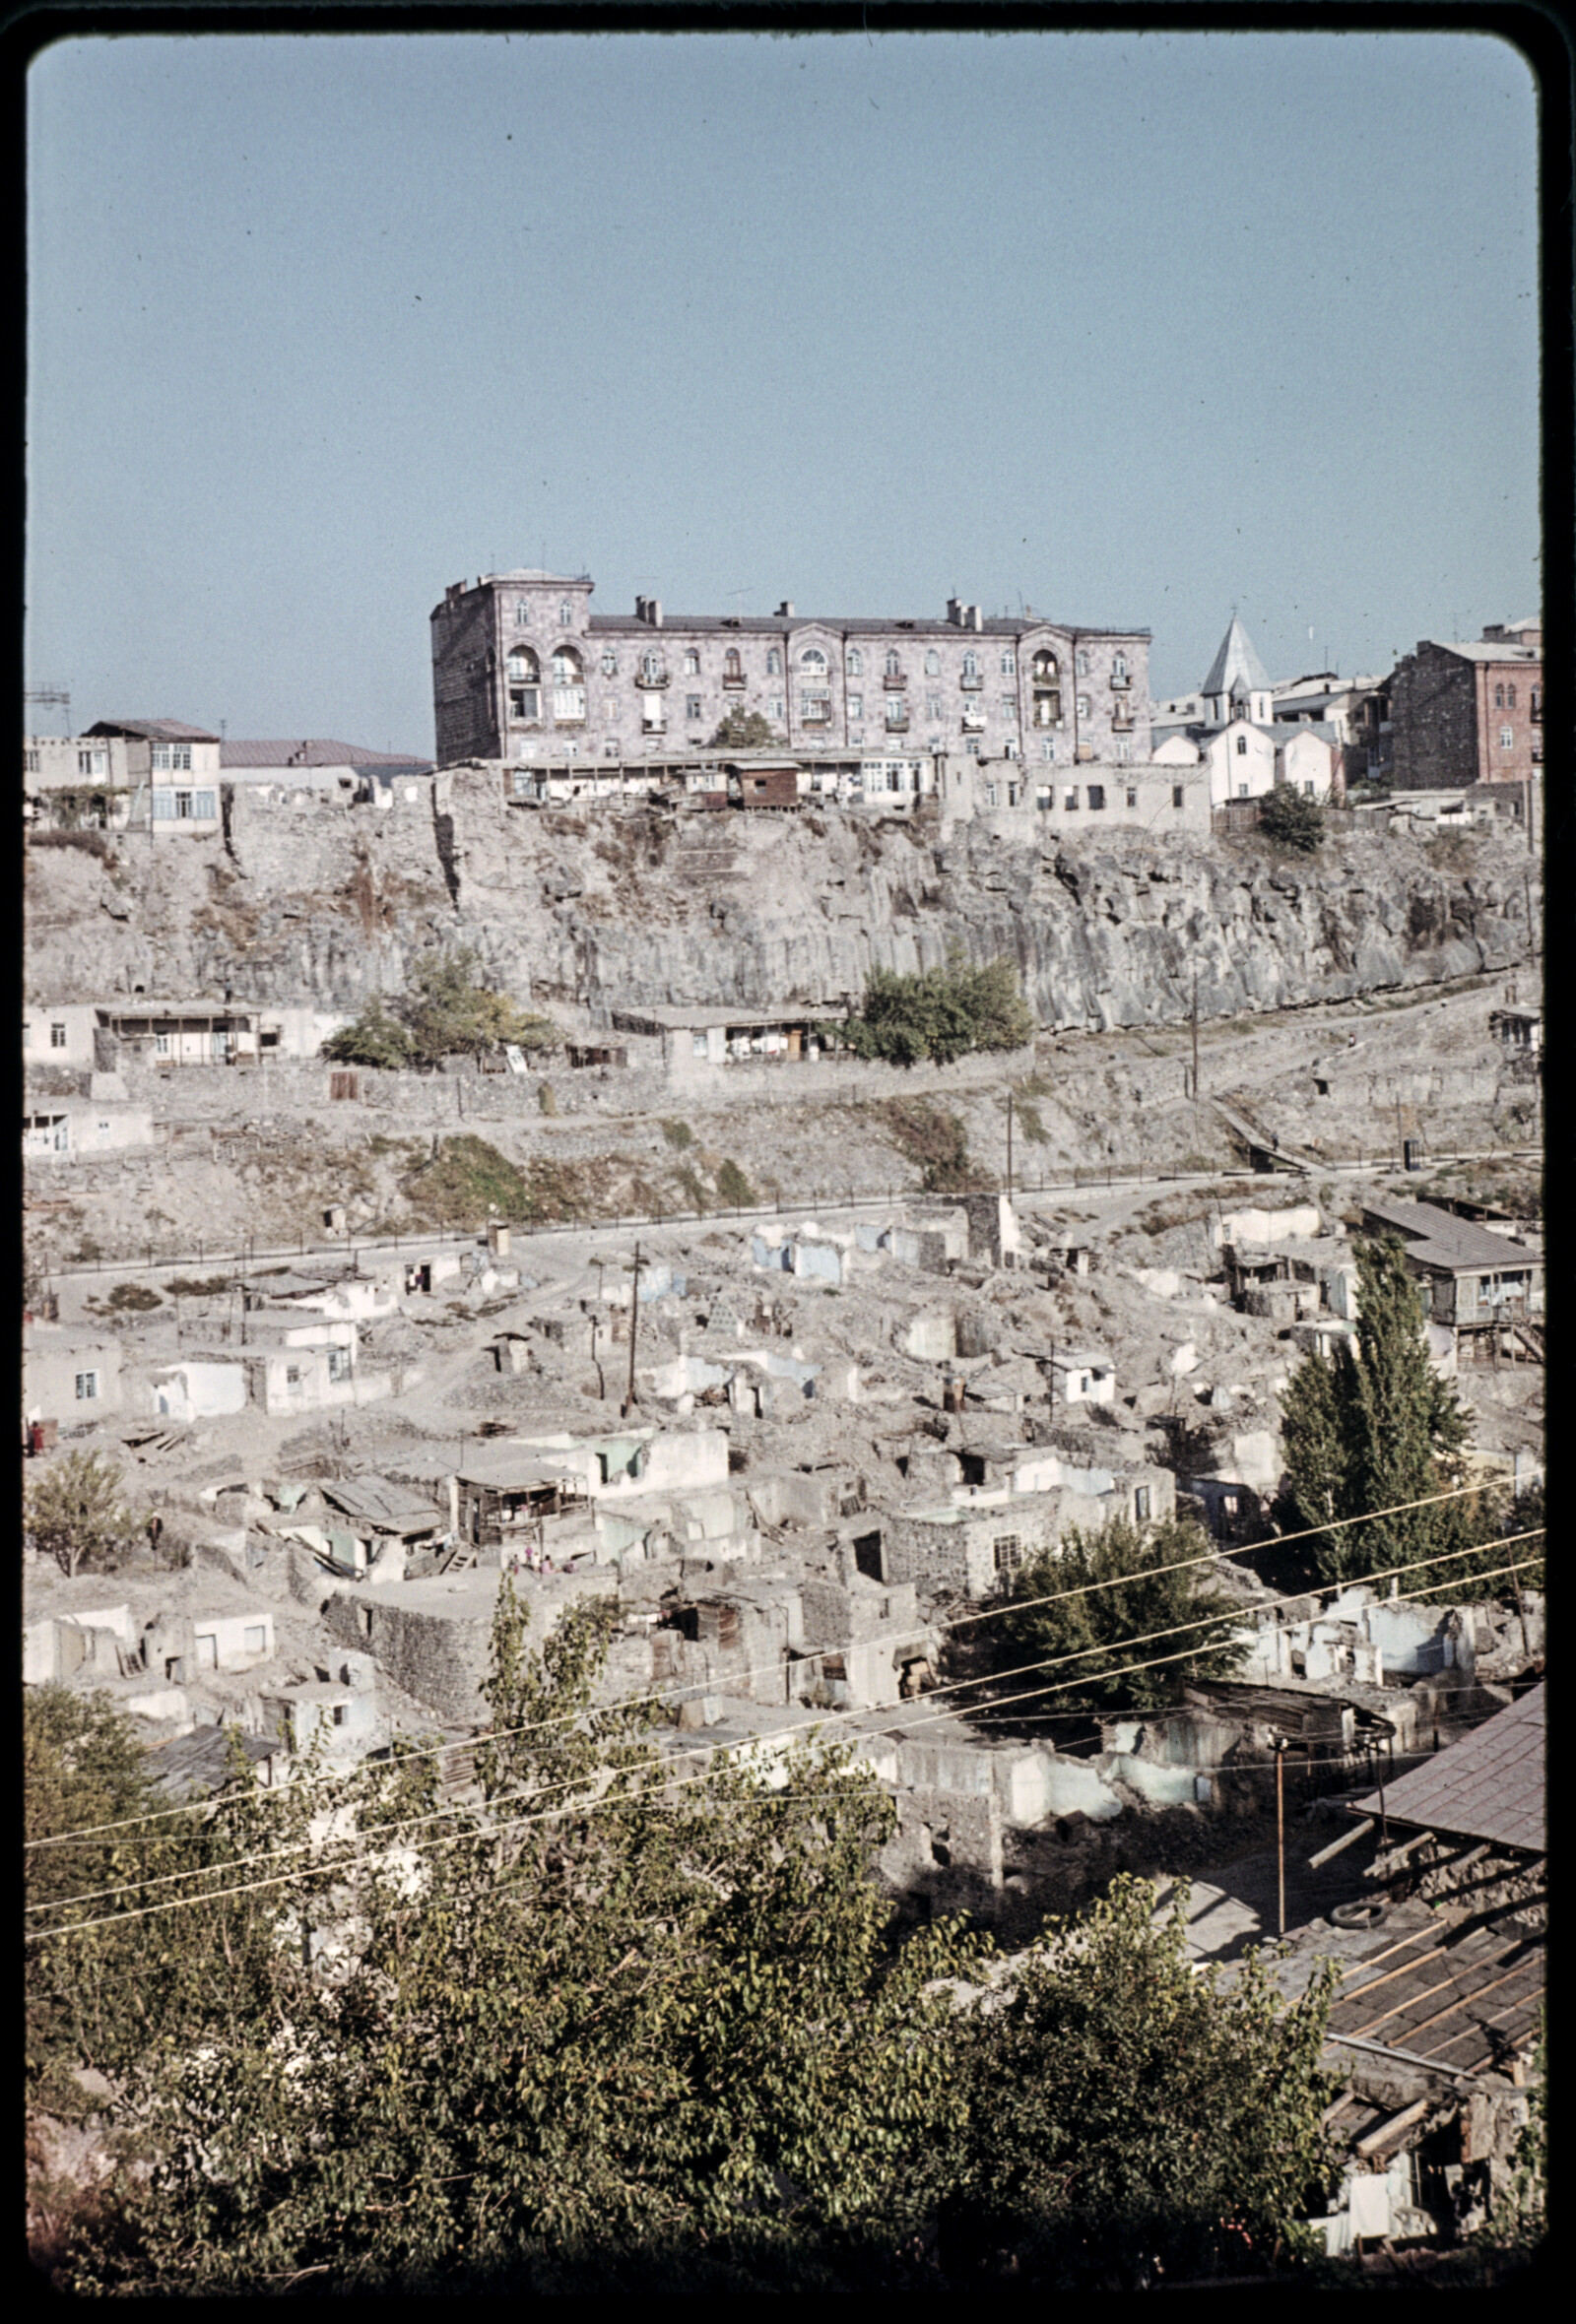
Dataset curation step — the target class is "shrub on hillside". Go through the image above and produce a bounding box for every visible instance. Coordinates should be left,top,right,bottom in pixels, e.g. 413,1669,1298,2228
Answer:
1257,787,1326,855
843,950,1034,1067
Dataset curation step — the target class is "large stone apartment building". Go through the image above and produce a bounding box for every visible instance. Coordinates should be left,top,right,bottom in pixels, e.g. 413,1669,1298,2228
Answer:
430,569,1152,771
1388,620,1543,790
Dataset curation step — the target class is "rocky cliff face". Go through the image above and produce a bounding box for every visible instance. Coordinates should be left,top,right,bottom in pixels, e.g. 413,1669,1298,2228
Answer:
25,770,1538,1032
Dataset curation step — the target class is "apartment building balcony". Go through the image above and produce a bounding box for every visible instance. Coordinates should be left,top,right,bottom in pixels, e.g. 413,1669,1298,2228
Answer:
960,710,987,733
882,670,907,688
1076,742,1094,763
1032,698,1063,729
1111,710,1134,731
1110,672,1131,690
721,670,748,688
959,674,985,691
633,670,671,689
884,714,911,734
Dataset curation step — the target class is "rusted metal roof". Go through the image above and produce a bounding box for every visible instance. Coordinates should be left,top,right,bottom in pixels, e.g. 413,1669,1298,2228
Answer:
1354,1683,1544,1853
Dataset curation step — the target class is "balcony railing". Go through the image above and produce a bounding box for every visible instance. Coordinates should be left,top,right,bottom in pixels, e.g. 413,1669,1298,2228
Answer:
1110,672,1131,690
885,715,910,733
634,670,671,688
721,670,747,687
959,674,985,691
882,670,907,688
1111,711,1134,731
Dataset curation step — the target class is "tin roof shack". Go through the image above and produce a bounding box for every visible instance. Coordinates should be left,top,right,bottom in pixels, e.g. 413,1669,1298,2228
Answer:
144,1726,283,1799
727,757,803,809
324,1567,618,1726
98,1001,264,1067
317,1477,450,1582
1223,1235,1333,1322
455,1447,592,1559
1360,1197,1544,1361
23,1323,122,1429
1047,1349,1116,1406
609,1002,845,1088
24,1100,156,1160
1353,1678,1544,1869
261,1653,380,1759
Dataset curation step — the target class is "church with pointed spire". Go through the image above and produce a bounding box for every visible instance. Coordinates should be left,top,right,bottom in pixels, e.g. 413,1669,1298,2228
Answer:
1149,613,1339,809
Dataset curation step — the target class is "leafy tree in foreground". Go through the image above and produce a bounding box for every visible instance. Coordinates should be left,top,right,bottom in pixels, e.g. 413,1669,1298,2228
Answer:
322,949,562,1070
933,1876,1342,2286
321,994,412,1069
1257,785,1326,854
844,949,1035,1068
1280,1234,1474,1589
996,1516,1246,1714
708,708,781,749
26,1452,144,1582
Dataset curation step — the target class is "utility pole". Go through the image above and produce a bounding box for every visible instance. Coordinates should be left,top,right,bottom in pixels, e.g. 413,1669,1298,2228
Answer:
623,1241,642,1417
1276,1736,1287,1938
1190,974,1200,1104
1006,1094,1014,1196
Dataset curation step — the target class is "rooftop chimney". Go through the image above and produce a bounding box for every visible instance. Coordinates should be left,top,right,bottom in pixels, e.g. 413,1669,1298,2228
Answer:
635,596,663,627
947,596,963,625
775,601,795,618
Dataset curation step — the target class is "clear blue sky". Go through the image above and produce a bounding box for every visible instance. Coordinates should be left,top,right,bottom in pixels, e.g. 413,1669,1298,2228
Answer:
28,30,1540,751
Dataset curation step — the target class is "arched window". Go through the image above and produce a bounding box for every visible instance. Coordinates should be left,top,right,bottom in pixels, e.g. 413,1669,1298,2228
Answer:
640,650,664,682
886,650,902,678
1235,735,1248,756
1001,650,1017,677
724,647,742,679
505,646,539,684
684,649,700,676
767,649,782,676
601,649,619,677
845,648,863,677
1032,650,1059,682
1507,683,1517,709
924,649,941,677
1076,650,1089,678
799,647,828,674
514,602,532,626
962,649,979,679
1113,651,1128,678
552,647,585,722
1495,685,1505,708
558,600,573,627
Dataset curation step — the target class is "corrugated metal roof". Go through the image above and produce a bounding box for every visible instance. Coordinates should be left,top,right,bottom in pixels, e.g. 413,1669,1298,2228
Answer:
319,1475,446,1532
1324,1906,1544,2077
1354,1684,1544,1853
145,1726,278,1799
1362,1199,1541,1270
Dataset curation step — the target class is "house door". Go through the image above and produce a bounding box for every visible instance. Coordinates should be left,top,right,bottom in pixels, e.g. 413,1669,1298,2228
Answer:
853,1530,884,1582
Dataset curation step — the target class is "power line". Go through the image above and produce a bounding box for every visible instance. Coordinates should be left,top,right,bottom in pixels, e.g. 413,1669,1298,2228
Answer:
24,1479,1513,1855
28,1534,1540,1937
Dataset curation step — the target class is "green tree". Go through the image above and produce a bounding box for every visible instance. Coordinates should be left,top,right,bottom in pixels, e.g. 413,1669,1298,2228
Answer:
844,949,1034,1068
70,1588,974,2294
321,995,413,1070
995,1516,1246,1714
26,1452,144,1581
709,708,781,749
1280,1234,1473,1587
1258,786,1326,854
400,946,562,1068
936,1875,1342,2285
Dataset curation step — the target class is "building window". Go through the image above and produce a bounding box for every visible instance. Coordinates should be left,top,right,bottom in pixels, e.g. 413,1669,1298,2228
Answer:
196,1634,218,1669
885,697,908,728
1040,741,1055,762
993,1534,1022,1577
505,645,538,684
50,1022,67,1049
926,692,943,720
1064,789,1079,810
768,697,785,721
1495,684,1505,708
1507,683,1516,709
77,748,107,778
1236,735,1249,755
1126,786,1138,808
24,749,38,774
1115,742,1132,764
1500,726,1514,748
1036,785,1053,809
558,600,572,626
1134,1485,1150,1520
1173,785,1185,807
74,1371,98,1400
923,648,940,677
766,649,781,676
328,1347,352,1382
332,1704,348,1728
965,740,981,757
1113,651,1128,678
687,695,702,721
684,649,700,677
155,1030,170,1056
1304,781,1315,797
515,601,532,625
601,649,618,677
799,648,827,675
847,693,864,720
1076,650,1089,678
1236,782,1249,799
724,647,743,679
845,648,862,677
1001,650,1017,676
602,696,619,722
509,688,540,721
244,1624,268,1654
152,743,193,772
985,782,998,807
1531,687,1542,723
1087,785,1105,810
285,1365,302,1388
998,695,1015,719
691,1032,707,1057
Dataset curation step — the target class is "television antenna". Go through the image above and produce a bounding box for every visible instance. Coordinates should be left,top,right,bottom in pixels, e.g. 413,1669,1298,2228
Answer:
25,682,70,734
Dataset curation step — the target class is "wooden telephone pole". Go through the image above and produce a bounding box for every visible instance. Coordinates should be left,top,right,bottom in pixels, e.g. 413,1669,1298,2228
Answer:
1006,1094,1014,1195
1190,973,1200,1104
622,1242,642,1417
